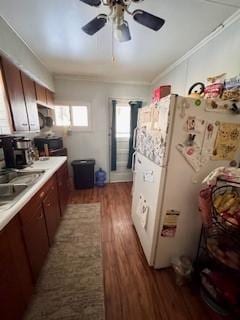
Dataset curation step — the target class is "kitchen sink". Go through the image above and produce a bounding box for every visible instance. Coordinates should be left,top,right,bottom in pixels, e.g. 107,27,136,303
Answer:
0,184,28,201
0,169,45,209
0,170,45,185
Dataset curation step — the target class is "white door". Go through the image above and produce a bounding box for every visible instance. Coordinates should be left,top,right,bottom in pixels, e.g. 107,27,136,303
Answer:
132,152,166,265
110,103,133,183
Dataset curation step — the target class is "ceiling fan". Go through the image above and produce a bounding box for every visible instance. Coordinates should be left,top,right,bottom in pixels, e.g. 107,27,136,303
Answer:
80,0,165,42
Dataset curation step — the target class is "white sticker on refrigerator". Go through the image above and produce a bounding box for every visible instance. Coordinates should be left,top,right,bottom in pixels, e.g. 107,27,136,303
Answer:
143,170,154,183
137,195,149,229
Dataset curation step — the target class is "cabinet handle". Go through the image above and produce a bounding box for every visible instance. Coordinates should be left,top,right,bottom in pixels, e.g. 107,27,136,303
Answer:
46,202,51,207
38,212,43,220
22,123,28,126
39,191,45,199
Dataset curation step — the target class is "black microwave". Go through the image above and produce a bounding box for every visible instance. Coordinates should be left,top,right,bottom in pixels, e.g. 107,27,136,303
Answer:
34,137,63,151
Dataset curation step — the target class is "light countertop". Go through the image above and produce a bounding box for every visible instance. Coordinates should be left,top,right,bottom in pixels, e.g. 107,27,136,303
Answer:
0,156,67,231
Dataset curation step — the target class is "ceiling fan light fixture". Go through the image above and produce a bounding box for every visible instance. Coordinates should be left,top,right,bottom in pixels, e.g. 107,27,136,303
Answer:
80,0,165,41
113,21,131,42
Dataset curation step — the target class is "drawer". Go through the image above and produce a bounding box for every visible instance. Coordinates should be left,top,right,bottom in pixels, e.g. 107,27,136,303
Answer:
20,175,57,224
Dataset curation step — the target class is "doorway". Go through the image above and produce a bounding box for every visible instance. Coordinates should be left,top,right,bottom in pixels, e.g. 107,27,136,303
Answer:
110,102,133,183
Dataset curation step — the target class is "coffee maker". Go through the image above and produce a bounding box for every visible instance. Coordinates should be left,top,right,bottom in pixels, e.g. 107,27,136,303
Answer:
0,135,33,168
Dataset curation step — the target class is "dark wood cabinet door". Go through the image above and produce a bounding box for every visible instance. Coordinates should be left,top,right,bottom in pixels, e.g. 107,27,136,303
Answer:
6,217,33,306
0,216,32,320
46,89,54,108
35,82,47,105
43,178,61,245
1,57,29,131
57,162,69,216
21,72,40,131
20,203,49,282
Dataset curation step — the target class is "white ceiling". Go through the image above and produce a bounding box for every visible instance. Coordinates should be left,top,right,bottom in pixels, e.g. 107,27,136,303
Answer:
0,0,239,83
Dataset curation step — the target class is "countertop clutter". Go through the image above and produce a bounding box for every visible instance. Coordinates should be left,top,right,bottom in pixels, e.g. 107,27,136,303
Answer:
0,156,67,231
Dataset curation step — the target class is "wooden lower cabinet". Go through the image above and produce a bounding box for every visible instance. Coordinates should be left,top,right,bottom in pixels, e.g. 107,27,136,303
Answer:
0,216,33,320
20,201,49,282
57,162,69,215
0,161,68,319
43,177,61,246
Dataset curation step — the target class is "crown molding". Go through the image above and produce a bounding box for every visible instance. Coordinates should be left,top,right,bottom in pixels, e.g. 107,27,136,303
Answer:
54,73,151,86
0,15,54,90
151,9,240,86
0,15,50,73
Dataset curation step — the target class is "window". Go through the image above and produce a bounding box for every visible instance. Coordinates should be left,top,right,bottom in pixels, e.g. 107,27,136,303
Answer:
116,105,130,138
54,106,71,126
54,104,90,130
72,106,88,127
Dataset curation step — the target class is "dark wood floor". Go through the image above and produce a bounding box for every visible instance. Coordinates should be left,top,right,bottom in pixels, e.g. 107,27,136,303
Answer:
69,182,225,320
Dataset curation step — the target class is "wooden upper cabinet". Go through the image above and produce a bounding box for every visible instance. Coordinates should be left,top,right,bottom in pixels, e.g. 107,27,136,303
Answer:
35,82,47,105
46,89,54,108
21,72,40,131
1,57,29,131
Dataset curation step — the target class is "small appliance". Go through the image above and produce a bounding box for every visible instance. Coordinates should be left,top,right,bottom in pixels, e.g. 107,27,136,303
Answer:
34,136,63,152
1,135,33,168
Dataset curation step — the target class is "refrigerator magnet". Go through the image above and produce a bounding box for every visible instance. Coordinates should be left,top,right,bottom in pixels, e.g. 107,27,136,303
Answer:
195,99,202,107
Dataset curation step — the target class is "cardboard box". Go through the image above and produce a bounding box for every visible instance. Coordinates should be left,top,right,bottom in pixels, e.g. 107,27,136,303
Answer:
152,85,171,103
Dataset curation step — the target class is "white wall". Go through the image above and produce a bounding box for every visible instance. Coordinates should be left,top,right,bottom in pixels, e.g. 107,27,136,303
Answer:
152,16,240,96
54,77,150,179
0,17,54,90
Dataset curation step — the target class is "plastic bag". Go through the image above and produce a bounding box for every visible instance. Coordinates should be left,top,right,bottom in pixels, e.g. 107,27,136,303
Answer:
171,256,193,286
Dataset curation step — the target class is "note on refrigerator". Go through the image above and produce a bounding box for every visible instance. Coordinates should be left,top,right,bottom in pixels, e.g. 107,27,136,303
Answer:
143,170,154,182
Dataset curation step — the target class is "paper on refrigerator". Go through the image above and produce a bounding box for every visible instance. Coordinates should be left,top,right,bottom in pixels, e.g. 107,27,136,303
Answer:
177,118,219,172
136,194,149,229
212,122,240,160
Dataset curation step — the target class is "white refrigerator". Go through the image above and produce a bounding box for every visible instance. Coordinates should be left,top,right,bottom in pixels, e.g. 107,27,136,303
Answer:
131,94,240,268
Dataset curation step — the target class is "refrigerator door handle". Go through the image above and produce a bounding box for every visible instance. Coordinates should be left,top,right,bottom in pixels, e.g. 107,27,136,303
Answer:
133,127,138,151
132,151,137,173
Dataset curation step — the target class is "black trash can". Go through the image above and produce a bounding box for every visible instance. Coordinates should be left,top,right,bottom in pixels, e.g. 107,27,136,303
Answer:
71,159,95,189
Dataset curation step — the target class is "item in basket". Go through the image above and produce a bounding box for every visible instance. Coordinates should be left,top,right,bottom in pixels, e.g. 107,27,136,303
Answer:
222,213,239,227
201,269,240,306
213,191,238,212
207,238,240,270
222,75,240,101
213,190,240,227
199,187,212,225
204,73,226,99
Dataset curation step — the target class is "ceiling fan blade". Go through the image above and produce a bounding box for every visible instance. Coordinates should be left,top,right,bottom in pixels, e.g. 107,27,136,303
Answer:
132,10,165,31
114,21,131,42
82,14,108,35
79,0,101,7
